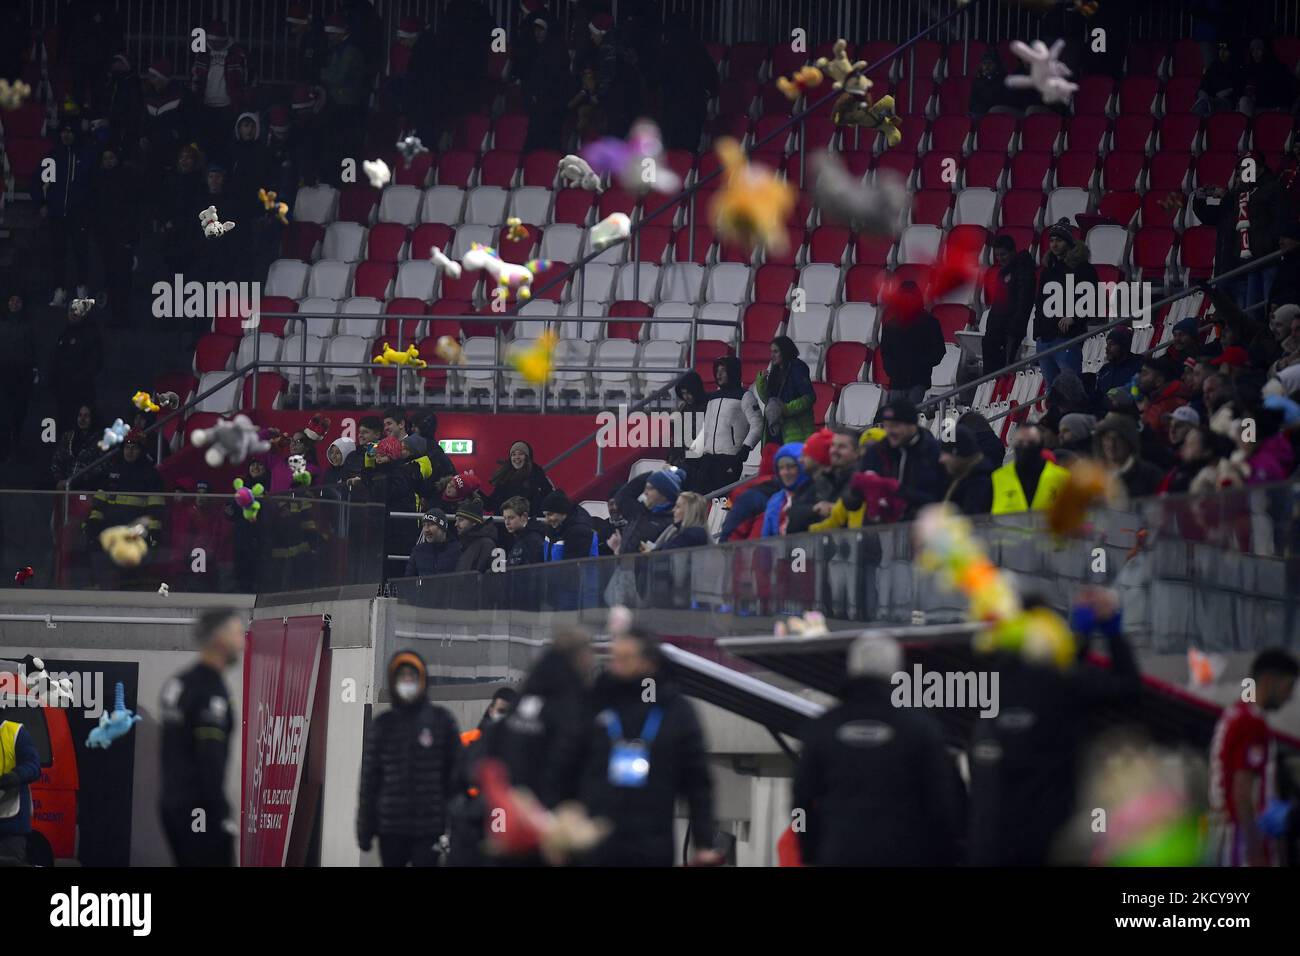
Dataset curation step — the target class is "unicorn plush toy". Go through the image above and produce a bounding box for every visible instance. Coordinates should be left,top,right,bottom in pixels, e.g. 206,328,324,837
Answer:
460,243,551,301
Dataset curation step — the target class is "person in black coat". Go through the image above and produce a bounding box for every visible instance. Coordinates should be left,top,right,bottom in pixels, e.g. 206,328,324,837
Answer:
48,302,104,432
453,499,499,573
0,289,36,462
1089,326,1144,416
983,235,1037,374
958,411,1006,470
403,510,461,576
87,145,141,328
520,11,572,153
502,495,546,567
940,425,994,515
357,650,461,867
859,399,946,519
967,588,1141,865
577,629,720,866
486,439,554,516
541,492,599,560
37,122,93,300
656,13,717,152
446,687,518,867
793,635,966,866
879,281,947,405
1191,159,1285,310
1034,219,1098,386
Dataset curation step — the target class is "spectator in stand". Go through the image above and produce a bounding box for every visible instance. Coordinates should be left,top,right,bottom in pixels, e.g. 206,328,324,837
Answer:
656,13,718,152
668,371,708,471
324,437,356,484
761,442,810,537
320,15,369,177
783,428,834,534
860,399,946,519
453,500,499,573
385,16,424,115
88,145,140,328
959,411,1006,469
1089,326,1143,416
226,111,272,225
93,52,142,154
572,13,631,138
794,635,966,866
940,425,994,515
687,356,750,494
1166,404,1201,450
1193,41,1243,116
1166,317,1205,365
356,650,461,867
1094,413,1164,499
1237,405,1296,484
190,161,242,290
578,628,719,867
1160,423,1220,494
356,435,417,513
48,299,104,432
755,336,816,444
287,84,327,186
51,404,102,488
382,407,409,440
718,444,781,541
1034,219,1096,385
1240,38,1296,115
879,280,946,406
643,491,710,551
503,496,546,567
263,106,299,206
613,467,680,554
38,121,92,305
989,424,1070,515
486,440,554,516
522,10,572,152
541,492,600,561
803,427,860,526
511,0,556,95
438,469,485,515
289,429,321,484
398,434,440,509
190,20,248,155
1208,648,1299,867
285,4,327,85
138,60,191,178
1270,305,1300,376
1210,345,1253,384
1137,355,1189,444
342,416,383,479
1192,158,1284,310
983,235,1037,375
404,510,461,576
82,430,165,544
0,290,36,462
152,143,205,275
1054,412,1098,466
968,50,1009,117
810,428,885,531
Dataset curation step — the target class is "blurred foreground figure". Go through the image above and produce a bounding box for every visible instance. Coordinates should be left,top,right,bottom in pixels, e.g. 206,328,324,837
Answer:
447,687,518,866
1208,649,1298,866
792,635,966,865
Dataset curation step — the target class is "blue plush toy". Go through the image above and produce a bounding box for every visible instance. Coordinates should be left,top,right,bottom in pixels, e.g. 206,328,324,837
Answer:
86,681,140,749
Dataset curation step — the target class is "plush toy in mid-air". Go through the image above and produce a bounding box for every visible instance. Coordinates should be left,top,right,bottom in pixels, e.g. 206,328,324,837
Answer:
98,418,129,451
435,335,464,365
258,187,290,225
589,212,631,253
709,138,797,255
395,133,428,167
461,243,551,301
190,414,269,467
86,681,141,749
814,39,867,90
288,454,312,486
304,413,331,442
832,73,901,146
1005,38,1077,106
18,655,74,704
233,478,264,522
812,153,907,236
509,330,559,385
773,610,829,638
776,64,823,101
505,217,530,243
557,154,603,192
429,244,463,280
362,158,392,189
582,119,682,196
14,566,33,586
70,297,96,317
372,342,427,368
0,78,33,111
132,390,161,414
199,205,236,238
99,523,149,568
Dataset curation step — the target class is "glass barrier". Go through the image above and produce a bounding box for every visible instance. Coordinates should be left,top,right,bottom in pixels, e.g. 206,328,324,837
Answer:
0,489,387,594
386,482,1300,685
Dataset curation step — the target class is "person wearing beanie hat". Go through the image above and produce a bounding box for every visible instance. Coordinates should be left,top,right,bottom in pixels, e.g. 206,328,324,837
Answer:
572,9,631,139
1094,413,1164,499
939,425,994,514
1210,344,1252,373
783,427,847,534
982,233,1037,375
405,508,461,577
486,439,554,518
540,491,601,565
1090,325,1144,415
440,469,483,505
859,398,946,519
614,468,682,555
374,436,404,463
1034,217,1097,386
1137,354,1189,442
453,498,499,574
646,467,683,505
1167,316,1205,364
761,442,811,536
879,282,947,405
793,632,966,865
800,427,834,471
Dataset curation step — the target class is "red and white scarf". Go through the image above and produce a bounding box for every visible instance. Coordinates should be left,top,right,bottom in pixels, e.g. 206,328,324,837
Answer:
1236,188,1253,259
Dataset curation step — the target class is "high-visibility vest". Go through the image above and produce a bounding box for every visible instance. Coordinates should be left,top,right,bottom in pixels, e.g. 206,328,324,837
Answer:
990,459,1070,515
0,721,23,819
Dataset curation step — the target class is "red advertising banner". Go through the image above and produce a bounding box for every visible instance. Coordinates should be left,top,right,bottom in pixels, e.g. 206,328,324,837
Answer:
240,616,326,866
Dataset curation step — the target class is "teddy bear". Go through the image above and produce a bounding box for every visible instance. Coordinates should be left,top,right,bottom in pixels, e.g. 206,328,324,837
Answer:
814,39,866,90
395,133,428,167
86,681,140,749
98,418,129,451
198,205,236,238
372,342,427,368
776,64,824,101
70,297,96,317
191,413,269,467
362,158,392,189
832,73,901,147
258,188,290,225
557,153,604,192
99,523,149,567
0,78,33,111
429,244,463,279
288,454,312,486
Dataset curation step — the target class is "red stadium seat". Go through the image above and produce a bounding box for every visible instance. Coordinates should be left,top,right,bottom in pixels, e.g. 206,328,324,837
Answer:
869,347,891,388
353,261,396,298
412,337,450,391
454,115,491,152
598,186,640,221
383,300,427,344
729,42,770,80
1179,226,1217,280
717,79,758,117
753,264,796,303
521,150,562,186
2,137,47,182
929,115,972,154
1008,151,1054,191
632,224,671,263
932,304,974,341
496,223,537,263
811,382,835,424
1117,75,1161,116
753,114,792,154
393,151,433,187
854,233,894,267
844,264,884,303
1000,190,1044,229
1073,75,1115,114
1159,112,1202,153
366,223,409,263
194,333,238,373
280,221,325,261
1098,191,1141,227
552,189,594,225
1113,115,1156,154
1170,39,1204,77
1139,191,1179,229
1020,113,1063,152
1147,151,1192,193
738,341,771,383
1066,115,1110,154
436,150,478,187
241,373,286,412
1204,112,1248,153
1126,42,1168,79
808,226,852,263
875,150,917,186
673,226,713,264
338,183,380,225
918,152,958,190
1133,227,1175,281
936,77,971,116
908,40,945,82
975,113,1017,153
760,226,805,267
1163,78,1201,115
1194,151,1238,189
410,223,454,261
479,149,521,187
945,40,987,75
1054,152,1097,190
823,342,869,385
910,190,952,226
963,151,1005,189
255,298,296,337
1101,151,1146,192
1252,112,1295,157
493,113,529,151
742,304,785,342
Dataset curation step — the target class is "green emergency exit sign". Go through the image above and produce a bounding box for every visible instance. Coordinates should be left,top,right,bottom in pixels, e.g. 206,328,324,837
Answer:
439,439,474,455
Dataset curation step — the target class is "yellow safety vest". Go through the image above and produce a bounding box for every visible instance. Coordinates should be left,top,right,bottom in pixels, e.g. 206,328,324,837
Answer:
990,459,1070,515
0,720,23,819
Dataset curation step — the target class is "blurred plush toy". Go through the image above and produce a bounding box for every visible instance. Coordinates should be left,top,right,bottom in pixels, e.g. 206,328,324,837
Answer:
505,217,530,243
914,504,1021,624
461,243,551,301
582,119,682,195
199,205,236,237
70,297,96,317
14,566,33,586
710,138,797,255
1006,38,1078,106
288,454,312,486
157,583,170,596
429,244,463,279
777,65,823,101
132,390,160,414
557,153,603,192
86,682,140,749
191,414,269,467
362,158,392,189
19,655,73,704
435,335,464,365
509,330,559,385
850,470,907,523
1187,647,1227,688
1048,458,1114,537
812,153,906,236
304,413,331,442
1158,192,1185,214
814,39,867,90
155,391,180,411
258,188,290,224
830,67,901,147
589,212,631,253
0,78,33,111
98,418,129,451
99,523,149,568
372,342,427,368
233,478,264,522
477,758,611,864
394,133,428,167
774,610,829,638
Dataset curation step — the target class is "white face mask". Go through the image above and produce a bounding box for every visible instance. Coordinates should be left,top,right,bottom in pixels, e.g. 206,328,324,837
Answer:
395,679,421,703
637,493,648,507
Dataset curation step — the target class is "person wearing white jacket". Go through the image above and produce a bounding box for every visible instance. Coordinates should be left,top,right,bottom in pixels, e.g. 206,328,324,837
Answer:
687,356,761,493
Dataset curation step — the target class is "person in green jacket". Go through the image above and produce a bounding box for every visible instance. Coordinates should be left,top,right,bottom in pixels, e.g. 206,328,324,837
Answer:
754,336,816,444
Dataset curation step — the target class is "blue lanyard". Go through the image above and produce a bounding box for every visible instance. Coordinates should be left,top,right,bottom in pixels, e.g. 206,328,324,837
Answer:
604,706,663,744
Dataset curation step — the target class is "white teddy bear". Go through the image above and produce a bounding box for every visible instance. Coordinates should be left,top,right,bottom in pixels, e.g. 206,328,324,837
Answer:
199,205,236,238
557,154,603,193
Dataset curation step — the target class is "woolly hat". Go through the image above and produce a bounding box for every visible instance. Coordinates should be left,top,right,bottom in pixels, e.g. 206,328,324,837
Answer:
403,434,429,456
456,499,485,524
292,84,316,109
442,470,482,501
1047,218,1076,245
268,106,290,132
802,428,834,467
422,508,450,530
1173,317,1200,336
646,467,683,503
285,4,309,25
940,424,981,457
325,14,349,34
541,490,573,515
328,437,356,462
206,19,229,39
375,436,403,459
880,398,919,426
147,59,172,81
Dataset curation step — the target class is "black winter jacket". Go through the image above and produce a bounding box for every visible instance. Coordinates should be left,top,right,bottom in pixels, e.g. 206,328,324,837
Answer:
357,695,461,840
880,310,947,391
1034,241,1099,342
857,429,946,519
455,523,499,573
507,519,546,567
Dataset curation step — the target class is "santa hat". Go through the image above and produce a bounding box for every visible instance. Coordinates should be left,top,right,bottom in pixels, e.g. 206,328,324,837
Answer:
325,14,349,35
304,414,331,442
147,59,172,82
292,84,316,109
206,19,229,39
397,16,423,38
268,106,290,132
589,13,614,36
285,3,309,26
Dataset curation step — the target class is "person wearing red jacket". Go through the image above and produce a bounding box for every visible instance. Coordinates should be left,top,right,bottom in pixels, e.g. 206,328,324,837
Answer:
190,19,248,154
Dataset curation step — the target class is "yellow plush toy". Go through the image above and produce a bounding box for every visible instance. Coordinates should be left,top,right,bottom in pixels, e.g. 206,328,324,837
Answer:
505,217,529,243
509,330,559,385
372,343,427,369
132,391,160,414
709,138,797,255
99,524,149,568
776,65,823,101
833,73,902,147
258,188,290,225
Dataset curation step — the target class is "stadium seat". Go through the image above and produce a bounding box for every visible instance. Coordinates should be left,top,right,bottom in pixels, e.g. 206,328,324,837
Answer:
521,150,563,187
705,263,752,304
539,224,583,261
195,371,240,413
898,225,943,264
480,150,521,188
1054,152,1098,190
741,303,784,342
659,263,706,304
929,115,972,154
1193,151,1238,190
392,151,434,187
292,184,339,225
1163,77,1200,115
1101,151,1146,192
753,264,796,304
823,341,869,385
365,222,409,262
798,264,841,305
831,302,879,344
1098,191,1141,227
265,259,310,299
1019,113,1063,153
1147,151,1192,193
323,222,367,263
508,186,551,225
281,221,325,261
354,260,397,298
962,151,1006,190
194,334,238,373
974,113,1017,153
910,190,952,227
952,188,997,228
614,263,660,303
1112,115,1156,154
1133,227,1176,283
843,264,884,303
1008,151,1054,191
551,190,595,226
808,226,851,263
1138,191,1179,229
1000,190,1044,230
1086,225,1130,269
1159,113,1202,153
1073,76,1115,115
1045,188,1090,229
1117,75,1161,116
337,297,384,337
464,185,509,225
833,382,883,428
1178,225,1218,281
409,223,454,261
338,184,381,225
1252,112,1294,157
421,185,465,224
1065,115,1110,154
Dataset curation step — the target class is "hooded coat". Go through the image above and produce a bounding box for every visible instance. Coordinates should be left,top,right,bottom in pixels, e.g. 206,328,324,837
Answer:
880,306,947,391
544,505,600,562
1034,238,1098,342
454,520,499,573
761,442,811,536
692,356,750,457
506,518,547,567
356,651,461,842
754,340,816,444
1094,413,1164,499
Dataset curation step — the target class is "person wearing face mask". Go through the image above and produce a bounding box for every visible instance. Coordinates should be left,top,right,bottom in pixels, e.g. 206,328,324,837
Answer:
990,424,1071,515
357,651,461,867
158,609,246,866
447,687,519,867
